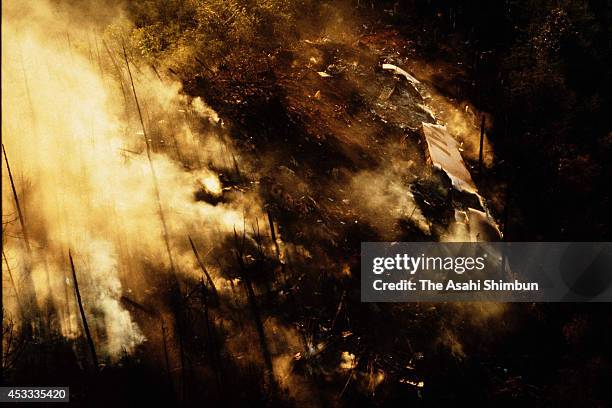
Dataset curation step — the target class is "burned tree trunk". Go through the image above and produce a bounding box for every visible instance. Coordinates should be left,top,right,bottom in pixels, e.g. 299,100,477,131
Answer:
199,276,223,397
161,320,174,395
479,115,485,175
2,144,31,254
3,251,25,319
267,210,287,284
69,250,99,371
121,41,178,280
233,228,275,388
188,236,219,302
121,42,187,398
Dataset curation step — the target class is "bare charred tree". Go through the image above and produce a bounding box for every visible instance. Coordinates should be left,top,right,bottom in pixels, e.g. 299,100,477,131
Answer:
1,316,27,377
479,115,485,175
267,210,287,284
69,250,99,371
2,251,24,320
232,227,275,389
2,144,40,340
161,320,174,396
121,40,188,399
188,236,219,302
121,41,178,280
2,144,31,254
198,276,223,397
102,39,129,118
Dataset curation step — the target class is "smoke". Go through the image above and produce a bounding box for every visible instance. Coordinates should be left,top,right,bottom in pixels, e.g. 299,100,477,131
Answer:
2,0,263,360
349,166,431,238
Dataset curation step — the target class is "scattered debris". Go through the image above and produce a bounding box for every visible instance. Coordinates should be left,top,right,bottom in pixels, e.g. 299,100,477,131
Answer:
400,378,425,388
382,63,421,86
378,84,396,101
467,207,502,241
340,351,357,370
421,122,477,195
450,208,502,241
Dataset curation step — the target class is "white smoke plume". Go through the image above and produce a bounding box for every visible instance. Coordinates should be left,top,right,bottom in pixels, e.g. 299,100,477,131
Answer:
2,0,263,360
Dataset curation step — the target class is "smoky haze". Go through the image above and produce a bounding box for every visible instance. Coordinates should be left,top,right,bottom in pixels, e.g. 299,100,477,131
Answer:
2,0,265,359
